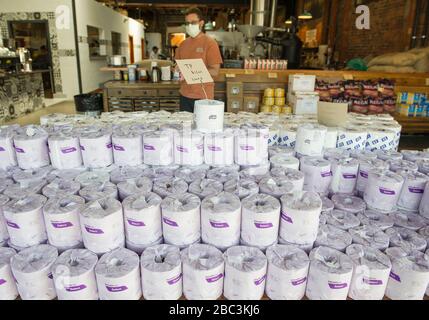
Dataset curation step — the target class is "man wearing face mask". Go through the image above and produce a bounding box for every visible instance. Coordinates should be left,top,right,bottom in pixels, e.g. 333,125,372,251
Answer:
175,7,223,112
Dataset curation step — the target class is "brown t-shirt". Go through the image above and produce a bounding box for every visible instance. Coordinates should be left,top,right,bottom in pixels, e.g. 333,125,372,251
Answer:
175,33,223,99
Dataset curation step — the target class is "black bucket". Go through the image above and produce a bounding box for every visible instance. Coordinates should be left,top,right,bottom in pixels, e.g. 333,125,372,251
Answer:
74,92,103,116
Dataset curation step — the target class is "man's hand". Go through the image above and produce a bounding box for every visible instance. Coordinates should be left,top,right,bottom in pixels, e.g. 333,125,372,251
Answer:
207,64,220,77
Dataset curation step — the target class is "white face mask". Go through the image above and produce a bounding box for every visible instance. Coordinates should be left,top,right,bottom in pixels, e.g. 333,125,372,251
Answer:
186,24,201,38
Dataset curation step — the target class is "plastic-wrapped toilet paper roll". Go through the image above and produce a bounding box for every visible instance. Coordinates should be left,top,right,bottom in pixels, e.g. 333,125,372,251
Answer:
390,212,428,231
181,244,225,300
239,168,271,183
48,132,83,169
0,195,10,246
270,154,300,170
123,193,162,252
364,169,404,213
331,194,366,214
356,158,388,196
201,192,241,250
141,165,178,180
74,170,110,188
350,150,378,161
43,195,85,251
329,157,359,195
314,224,352,252
223,246,267,300
277,238,314,253
207,167,239,183
375,149,403,161
401,150,429,162
387,159,419,173
4,194,47,248
42,179,81,198
112,127,143,166
376,122,402,151
396,171,428,212
324,148,351,161
357,210,394,231
189,179,223,200
12,166,53,185
140,244,182,300
174,166,207,184
142,131,174,166
3,179,47,201
152,177,188,199
110,166,143,185
420,182,429,219
194,100,224,133
365,127,396,151
385,227,427,252
52,249,98,300
10,244,58,300
161,193,201,248
95,248,141,300
79,182,118,202
385,247,429,300
300,157,332,195
0,247,18,300
211,163,240,171
13,126,50,170
0,178,13,194
173,131,204,166
324,128,339,150
259,177,295,198
295,124,327,157
0,126,18,169
234,130,268,166
349,225,390,250
78,126,113,169
117,177,153,201
204,132,234,166
306,246,354,300
80,198,125,255
346,244,392,300
224,179,259,200
326,209,361,231
336,127,367,151
420,227,429,248
278,126,297,148
417,160,429,175
265,244,310,300
321,196,334,214
268,145,296,158
279,191,322,245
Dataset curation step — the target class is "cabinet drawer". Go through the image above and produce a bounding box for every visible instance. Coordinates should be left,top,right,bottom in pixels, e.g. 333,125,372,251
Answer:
158,89,180,97
108,88,156,97
134,98,159,112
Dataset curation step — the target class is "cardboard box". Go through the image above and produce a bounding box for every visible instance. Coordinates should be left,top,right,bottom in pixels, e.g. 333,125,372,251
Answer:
227,97,243,113
243,96,260,113
227,82,244,97
288,91,320,115
317,101,348,127
288,74,316,93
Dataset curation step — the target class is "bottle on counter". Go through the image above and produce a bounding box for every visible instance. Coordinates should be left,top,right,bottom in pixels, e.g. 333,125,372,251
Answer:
139,69,148,81
150,61,160,83
128,64,137,82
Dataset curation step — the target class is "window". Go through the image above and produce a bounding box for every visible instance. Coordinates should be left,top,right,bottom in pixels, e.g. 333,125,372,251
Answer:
87,25,106,59
111,32,122,55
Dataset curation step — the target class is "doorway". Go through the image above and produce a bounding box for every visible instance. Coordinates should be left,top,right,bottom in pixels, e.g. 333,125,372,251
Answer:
141,38,145,59
129,35,135,64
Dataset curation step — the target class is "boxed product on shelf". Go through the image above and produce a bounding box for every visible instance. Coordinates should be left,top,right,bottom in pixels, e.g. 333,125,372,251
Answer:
243,96,260,113
226,82,244,97
288,91,320,115
288,75,316,93
227,97,243,113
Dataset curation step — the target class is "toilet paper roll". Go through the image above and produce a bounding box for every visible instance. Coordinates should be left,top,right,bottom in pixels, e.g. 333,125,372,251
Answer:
364,169,404,213
346,244,392,300
152,177,188,199
10,244,58,300
350,150,378,161
224,179,259,200
390,211,428,231
48,132,83,169
295,124,327,157
207,167,239,183
142,165,178,180
329,157,359,195
268,145,296,158
336,127,367,151
241,160,271,175
112,127,143,166
78,126,113,169
241,194,281,250
279,191,322,245
323,148,351,161
140,244,182,300
12,166,53,185
278,126,297,148
204,132,234,166
385,227,427,252
79,182,118,202
356,158,388,196
314,224,352,252
270,154,300,170
188,179,224,200
161,193,201,248
306,246,354,300
259,176,295,198
174,166,208,184
0,126,18,170
241,123,272,148
14,126,50,169
0,195,10,245
95,248,142,300
143,131,174,166
396,171,429,213
265,244,310,300
110,166,144,184
0,247,18,300
375,149,403,161
43,195,85,251
201,192,241,251
321,196,334,214
194,100,224,133
239,168,271,183
376,122,402,151
385,247,429,300
173,131,204,166
0,178,13,194
417,159,429,175
325,209,361,231
366,127,396,151
210,163,240,171
223,246,267,300
331,194,366,214
324,128,339,150
181,244,225,300
74,170,110,188
80,198,125,255
401,150,429,162
52,249,99,300
300,157,332,195
42,179,81,198
123,192,162,251
3,194,47,248
126,237,163,255
117,177,153,201
234,130,268,166
387,159,419,173
420,182,429,219
349,225,390,251
357,210,394,231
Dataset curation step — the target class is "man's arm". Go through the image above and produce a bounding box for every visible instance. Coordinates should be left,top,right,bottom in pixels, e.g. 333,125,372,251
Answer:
207,64,220,77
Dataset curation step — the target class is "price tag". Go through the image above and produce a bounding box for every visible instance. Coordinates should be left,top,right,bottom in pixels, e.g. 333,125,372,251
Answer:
268,72,278,79
426,78,429,86
225,74,236,78
343,74,354,80
245,69,255,75
176,59,213,84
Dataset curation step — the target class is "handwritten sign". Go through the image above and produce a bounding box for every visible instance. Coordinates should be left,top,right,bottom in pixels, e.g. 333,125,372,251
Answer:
176,59,213,84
